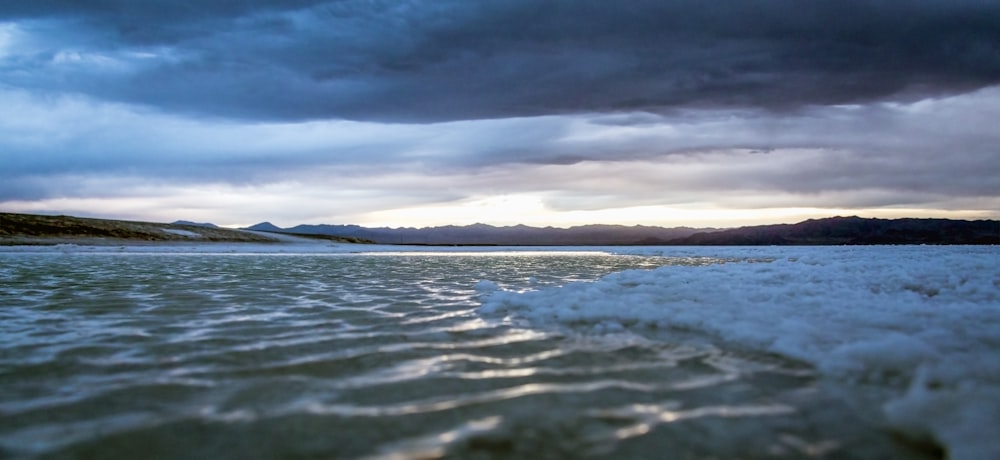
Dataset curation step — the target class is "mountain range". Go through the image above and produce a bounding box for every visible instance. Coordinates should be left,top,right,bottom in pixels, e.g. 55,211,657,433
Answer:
2,212,995,246
245,221,707,245
246,216,999,245
668,216,998,245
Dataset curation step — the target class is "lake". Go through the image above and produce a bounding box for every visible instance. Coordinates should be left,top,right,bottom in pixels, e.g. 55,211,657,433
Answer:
1,244,997,459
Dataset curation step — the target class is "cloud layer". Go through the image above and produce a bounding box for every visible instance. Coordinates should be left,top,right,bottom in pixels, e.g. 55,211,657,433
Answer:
3,0,999,122
1,1,998,226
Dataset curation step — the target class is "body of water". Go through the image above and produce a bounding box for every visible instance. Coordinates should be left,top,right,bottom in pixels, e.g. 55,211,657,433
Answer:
1,245,997,459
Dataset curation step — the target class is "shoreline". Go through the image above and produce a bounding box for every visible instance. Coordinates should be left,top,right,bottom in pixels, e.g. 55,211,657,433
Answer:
0,232,374,254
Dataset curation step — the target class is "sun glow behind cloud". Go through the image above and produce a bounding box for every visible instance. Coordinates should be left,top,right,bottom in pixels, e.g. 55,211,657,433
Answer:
356,194,998,229
4,189,995,229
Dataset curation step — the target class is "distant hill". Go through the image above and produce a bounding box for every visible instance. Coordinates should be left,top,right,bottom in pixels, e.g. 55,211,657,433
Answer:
171,220,219,228
1,212,278,244
7,213,991,246
245,222,711,245
665,216,999,245
247,216,998,245
246,221,283,232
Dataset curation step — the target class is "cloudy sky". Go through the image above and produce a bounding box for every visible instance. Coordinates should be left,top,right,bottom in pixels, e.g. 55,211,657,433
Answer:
1,1,998,228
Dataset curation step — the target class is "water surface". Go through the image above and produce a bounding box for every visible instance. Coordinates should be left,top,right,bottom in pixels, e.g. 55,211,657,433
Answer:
0,250,941,459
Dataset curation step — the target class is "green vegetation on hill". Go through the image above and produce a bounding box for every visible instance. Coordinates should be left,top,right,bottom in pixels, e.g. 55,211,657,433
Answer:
0,212,278,244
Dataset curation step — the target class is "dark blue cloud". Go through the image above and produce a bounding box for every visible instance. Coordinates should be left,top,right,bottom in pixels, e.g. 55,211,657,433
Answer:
1,0,998,122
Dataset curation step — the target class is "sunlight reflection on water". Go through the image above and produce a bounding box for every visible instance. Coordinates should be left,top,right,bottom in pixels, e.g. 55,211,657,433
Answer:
0,250,938,459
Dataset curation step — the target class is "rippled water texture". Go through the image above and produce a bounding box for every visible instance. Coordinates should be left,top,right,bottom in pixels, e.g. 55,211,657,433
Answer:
0,251,934,459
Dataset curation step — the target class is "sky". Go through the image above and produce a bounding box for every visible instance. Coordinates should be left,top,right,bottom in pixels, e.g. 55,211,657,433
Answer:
1,0,999,229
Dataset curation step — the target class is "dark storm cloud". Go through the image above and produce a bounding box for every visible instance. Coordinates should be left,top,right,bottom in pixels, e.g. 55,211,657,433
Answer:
2,0,999,122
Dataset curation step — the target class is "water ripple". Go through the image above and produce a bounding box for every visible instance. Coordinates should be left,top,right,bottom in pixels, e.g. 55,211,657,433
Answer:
0,252,936,459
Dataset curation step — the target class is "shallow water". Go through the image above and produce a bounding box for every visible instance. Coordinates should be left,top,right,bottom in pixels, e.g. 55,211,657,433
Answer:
0,250,941,459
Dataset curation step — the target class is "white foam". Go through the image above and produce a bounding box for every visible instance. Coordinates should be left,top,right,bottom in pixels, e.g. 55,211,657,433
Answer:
479,246,1000,459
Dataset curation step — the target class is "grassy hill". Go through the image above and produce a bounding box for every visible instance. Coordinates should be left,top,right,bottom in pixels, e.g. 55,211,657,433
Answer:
0,212,279,245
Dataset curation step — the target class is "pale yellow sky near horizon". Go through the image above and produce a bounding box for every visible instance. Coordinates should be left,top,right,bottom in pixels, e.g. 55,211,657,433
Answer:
4,193,997,230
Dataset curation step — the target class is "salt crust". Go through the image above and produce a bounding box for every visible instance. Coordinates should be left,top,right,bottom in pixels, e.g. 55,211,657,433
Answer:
479,246,1000,460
